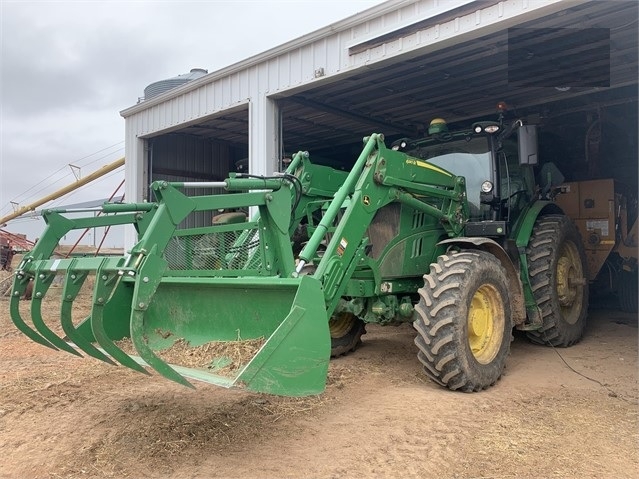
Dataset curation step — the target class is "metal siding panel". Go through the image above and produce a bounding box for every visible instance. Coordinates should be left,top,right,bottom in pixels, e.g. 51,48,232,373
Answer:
257,62,269,93
164,100,172,128
235,72,243,100
213,81,222,111
184,93,193,121
176,97,184,126
278,53,291,90
198,87,206,116
211,140,232,179
290,48,302,86
304,44,315,83
206,87,214,116
238,71,251,100
268,58,279,93
218,80,227,110
222,77,231,107
352,16,372,41
152,135,211,176
325,35,340,73
155,103,162,134
192,90,200,119
230,73,237,103
312,39,326,76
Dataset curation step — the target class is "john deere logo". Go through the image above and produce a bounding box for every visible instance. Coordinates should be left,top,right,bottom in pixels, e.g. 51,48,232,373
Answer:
363,196,371,205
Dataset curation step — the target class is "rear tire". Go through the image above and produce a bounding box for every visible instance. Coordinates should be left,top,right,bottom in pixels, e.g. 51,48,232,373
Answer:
413,250,513,392
525,215,588,346
330,312,366,357
618,270,638,313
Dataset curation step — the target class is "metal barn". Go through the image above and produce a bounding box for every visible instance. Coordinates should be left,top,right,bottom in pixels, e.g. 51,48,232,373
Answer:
120,0,638,245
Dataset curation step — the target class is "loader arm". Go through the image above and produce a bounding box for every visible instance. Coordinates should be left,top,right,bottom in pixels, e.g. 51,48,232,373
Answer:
297,134,468,316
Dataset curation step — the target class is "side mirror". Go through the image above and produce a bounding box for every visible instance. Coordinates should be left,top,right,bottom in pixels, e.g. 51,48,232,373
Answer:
518,125,538,165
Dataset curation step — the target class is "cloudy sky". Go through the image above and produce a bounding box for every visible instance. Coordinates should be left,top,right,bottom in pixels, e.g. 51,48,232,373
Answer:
0,0,385,245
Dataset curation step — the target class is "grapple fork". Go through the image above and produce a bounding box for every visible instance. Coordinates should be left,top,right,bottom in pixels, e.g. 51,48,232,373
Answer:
29,271,82,356
7,152,345,396
59,263,115,364
9,272,57,350
88,261,149,375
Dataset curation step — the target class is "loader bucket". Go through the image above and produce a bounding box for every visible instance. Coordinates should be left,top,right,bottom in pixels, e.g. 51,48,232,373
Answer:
125,275,331,396
59,271,331,396
12,257,331,396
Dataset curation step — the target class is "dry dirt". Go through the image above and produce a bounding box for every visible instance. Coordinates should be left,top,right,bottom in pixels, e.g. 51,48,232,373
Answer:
0,270,637,479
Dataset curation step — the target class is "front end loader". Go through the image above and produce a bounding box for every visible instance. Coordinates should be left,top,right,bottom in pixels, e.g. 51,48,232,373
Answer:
9,123,589,395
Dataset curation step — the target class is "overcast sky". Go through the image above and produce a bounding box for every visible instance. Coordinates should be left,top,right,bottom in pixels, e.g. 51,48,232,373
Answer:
0,0,386,245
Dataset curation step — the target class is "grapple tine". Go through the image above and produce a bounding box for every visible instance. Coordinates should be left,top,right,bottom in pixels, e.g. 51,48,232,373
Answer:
130,310,194,388
60,267,116,365
130,252,194,388
9,274,57,350
30,271,82,357
90,267,150,375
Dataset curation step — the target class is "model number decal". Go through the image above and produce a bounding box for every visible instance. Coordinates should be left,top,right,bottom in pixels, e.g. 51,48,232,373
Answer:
405,158,452,177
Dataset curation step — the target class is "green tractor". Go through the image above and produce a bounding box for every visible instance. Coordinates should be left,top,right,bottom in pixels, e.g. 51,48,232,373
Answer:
9,115,588,396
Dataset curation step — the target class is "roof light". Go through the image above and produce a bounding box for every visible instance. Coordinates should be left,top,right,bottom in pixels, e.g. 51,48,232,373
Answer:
472,121,501,134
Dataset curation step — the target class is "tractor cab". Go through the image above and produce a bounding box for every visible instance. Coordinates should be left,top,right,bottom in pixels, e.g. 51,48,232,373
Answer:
393,115,538,236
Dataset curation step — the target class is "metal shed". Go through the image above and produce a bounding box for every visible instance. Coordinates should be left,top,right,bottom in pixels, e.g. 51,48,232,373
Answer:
120,0,638,245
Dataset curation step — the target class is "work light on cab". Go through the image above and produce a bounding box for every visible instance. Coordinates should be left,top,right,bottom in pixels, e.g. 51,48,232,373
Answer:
472,121,501,134
481,181,494,193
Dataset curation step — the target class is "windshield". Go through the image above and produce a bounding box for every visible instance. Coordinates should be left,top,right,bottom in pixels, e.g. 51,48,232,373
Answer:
406,136,491,218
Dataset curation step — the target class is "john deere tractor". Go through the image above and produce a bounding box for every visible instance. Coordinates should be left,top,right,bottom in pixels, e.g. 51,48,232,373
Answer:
9,116,588,396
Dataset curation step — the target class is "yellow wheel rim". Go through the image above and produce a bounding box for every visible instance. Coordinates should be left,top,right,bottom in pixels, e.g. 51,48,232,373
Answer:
556,241,584,325
468,284,505,364
329,312,357,339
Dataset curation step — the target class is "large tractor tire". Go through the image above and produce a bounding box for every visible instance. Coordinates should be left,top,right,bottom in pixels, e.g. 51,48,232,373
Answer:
413,250,513,392
301,265,366,357
618,270,638,313
329,312,366,357
526,214,588,346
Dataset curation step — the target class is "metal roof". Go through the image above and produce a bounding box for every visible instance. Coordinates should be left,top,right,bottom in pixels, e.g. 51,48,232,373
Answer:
174,0,637,157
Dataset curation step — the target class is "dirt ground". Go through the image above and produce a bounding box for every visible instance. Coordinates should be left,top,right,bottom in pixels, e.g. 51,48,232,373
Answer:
0,271,637,479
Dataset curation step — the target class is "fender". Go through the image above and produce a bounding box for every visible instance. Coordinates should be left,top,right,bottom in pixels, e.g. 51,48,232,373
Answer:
512,200,564,248
438,237,526,326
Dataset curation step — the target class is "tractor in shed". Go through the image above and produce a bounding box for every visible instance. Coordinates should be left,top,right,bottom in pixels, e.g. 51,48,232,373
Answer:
8,114,589,396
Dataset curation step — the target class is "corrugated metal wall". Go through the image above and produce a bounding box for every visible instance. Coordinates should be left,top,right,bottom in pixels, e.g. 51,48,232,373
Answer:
151,135,243,179
148,134,240,229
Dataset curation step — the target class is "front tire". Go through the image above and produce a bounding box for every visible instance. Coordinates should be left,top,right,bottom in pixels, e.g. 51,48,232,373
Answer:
329,312,366,357
414,250,513,392
526,215,588,346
